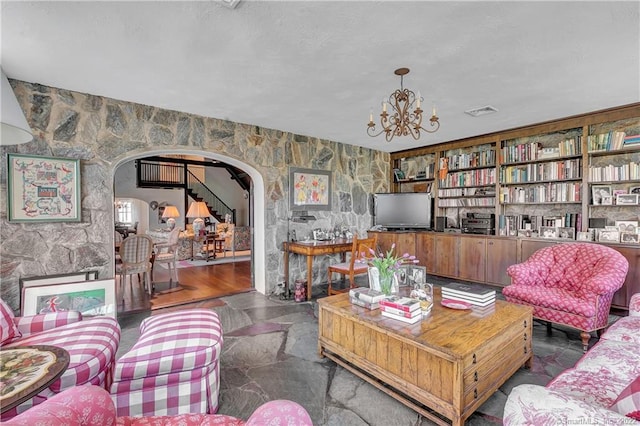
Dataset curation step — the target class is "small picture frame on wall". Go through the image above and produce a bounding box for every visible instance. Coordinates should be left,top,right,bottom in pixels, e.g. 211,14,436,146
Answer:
616,194,639,206
598,230,620,243
557,227,575,240
591,185,611,205
540,226,557,239
289,167,332,211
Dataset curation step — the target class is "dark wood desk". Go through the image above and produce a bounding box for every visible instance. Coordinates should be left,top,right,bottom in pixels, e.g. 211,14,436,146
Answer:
283,238,353,300
0,345,69,414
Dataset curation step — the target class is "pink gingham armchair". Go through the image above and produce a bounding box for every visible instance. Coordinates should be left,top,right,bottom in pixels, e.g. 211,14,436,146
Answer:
6,385,314,425
0,298,121,420
502,243,628,351
110,309,223,417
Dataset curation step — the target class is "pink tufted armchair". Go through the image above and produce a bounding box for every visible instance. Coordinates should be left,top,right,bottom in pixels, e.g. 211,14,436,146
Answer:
5,385,314,425
502,243,628,352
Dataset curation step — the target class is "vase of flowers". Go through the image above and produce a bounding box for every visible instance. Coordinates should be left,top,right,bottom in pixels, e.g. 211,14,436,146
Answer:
363,243,418,295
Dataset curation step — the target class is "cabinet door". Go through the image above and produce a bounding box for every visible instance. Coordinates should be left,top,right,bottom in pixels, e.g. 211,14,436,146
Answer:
486,239,518,286
434,234,458,277
415,233,435,273
371,232,416,258
459,236,486,282
607,245,640,309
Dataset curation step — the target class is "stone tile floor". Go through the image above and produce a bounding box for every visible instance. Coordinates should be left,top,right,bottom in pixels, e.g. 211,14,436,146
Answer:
116,279,610,425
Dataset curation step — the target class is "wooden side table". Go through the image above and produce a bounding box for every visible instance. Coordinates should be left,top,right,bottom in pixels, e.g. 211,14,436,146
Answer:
0,345,70,414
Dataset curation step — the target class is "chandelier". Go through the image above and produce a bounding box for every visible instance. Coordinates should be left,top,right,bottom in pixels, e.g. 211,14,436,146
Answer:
367,68,440,142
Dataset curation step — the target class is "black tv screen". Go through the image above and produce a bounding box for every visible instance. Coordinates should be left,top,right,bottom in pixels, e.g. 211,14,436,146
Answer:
373,193,432,229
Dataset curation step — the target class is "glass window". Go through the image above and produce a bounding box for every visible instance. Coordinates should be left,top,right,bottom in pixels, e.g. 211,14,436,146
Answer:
117,201,132,223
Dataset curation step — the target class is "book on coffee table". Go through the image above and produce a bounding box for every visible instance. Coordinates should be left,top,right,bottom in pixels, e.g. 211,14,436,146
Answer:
379,296,421,313
349,287,386,304
442,282,496,301
350,297,380,310
381,310,422,324
380,304,421,318
442,294,496,307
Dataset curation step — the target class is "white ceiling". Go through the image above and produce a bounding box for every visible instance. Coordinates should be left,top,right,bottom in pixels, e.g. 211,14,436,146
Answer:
1,1,639,153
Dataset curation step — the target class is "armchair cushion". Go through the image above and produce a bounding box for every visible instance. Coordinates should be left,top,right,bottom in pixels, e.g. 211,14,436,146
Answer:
0,299,21,344
14,311,82,336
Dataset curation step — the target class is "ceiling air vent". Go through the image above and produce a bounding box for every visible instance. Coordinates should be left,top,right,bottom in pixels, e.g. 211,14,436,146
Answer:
465,105,498,117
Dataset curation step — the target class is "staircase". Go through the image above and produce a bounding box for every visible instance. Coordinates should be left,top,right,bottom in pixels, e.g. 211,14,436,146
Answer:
136,159,237,223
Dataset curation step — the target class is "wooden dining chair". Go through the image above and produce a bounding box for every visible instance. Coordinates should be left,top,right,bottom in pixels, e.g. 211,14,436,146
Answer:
116,235,154,300
327,235,378,295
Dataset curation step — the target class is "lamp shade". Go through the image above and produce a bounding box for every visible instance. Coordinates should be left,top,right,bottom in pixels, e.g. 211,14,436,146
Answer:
186,201,210,218
1,68,33,145
161,205,180,218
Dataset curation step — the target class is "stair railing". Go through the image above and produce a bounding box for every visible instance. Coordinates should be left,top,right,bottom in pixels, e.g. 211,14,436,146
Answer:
187,170,236,224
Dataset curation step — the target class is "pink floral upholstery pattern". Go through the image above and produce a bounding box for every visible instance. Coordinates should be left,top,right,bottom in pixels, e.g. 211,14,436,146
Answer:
110,309,223,417
630,294,640,317
1,303,120,421
504,309,639,425
503,243,628,350
6,385,313,426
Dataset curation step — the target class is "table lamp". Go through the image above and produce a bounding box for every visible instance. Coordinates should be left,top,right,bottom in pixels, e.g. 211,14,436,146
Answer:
161,205,180,230
186,201,209,237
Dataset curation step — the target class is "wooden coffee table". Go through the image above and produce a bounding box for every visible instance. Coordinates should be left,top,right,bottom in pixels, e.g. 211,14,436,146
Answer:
0,345,69,414
318,289,533,426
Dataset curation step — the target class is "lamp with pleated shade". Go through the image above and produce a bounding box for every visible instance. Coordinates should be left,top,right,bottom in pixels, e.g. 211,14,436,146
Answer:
186,201,209,237
1,68,33,145
161,205,180,230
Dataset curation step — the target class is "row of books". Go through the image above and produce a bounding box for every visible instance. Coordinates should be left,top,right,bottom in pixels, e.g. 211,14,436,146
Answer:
439,168,496,188
499,182,582,204
587,162,640,182
499,159,582,183
587,131,640,152
501,137,582,164
498,213,582,236
441,283,496,307
440,150,496,171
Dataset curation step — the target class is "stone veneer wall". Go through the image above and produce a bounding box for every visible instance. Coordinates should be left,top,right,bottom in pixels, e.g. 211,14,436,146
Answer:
0,80,389,311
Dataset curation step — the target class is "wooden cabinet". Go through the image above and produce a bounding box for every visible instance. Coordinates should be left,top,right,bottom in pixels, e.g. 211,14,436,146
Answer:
370,231,416,259
486,238,517,286
601,244,640,309
458,236,486,282
434,234,458,277
520,239,557,262
415,232,435,273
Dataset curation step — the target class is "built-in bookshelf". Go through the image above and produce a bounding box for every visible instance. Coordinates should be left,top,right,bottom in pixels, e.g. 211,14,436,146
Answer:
393,153,436,193
388,103,640,240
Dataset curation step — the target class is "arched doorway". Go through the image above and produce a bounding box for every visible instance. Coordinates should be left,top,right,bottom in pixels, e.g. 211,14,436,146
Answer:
111,149,266,303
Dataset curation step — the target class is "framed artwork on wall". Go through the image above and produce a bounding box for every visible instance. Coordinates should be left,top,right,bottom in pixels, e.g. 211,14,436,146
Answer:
289,167,332,211
21,278,116,318
7,154,81,222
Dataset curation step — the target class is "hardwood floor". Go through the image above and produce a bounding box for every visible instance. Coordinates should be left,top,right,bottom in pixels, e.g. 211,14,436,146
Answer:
117,260,253,314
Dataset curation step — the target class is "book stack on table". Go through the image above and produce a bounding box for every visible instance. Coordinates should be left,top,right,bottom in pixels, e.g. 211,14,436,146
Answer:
441,282,496,308
349,287,386,310
379,296,422,324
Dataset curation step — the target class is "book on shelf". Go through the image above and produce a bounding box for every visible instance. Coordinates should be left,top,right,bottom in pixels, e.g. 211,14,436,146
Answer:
350,297,380,310
380,304,421,318
379,296,421,313
441,293,496,307
349,287,386,304
624,134,640,145
442,282,496,299
381,310,423,324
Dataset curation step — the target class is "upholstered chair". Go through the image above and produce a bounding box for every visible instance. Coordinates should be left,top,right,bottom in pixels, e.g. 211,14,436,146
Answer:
116,234,154,297
0,298,120,420
502,243,628,351
153,227,181,285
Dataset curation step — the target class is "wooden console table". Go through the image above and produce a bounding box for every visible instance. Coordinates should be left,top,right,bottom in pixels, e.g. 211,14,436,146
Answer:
282,238,352,300
318,290,533,425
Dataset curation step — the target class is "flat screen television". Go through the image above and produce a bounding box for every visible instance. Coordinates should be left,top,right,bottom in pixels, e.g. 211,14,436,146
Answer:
373,193,432,230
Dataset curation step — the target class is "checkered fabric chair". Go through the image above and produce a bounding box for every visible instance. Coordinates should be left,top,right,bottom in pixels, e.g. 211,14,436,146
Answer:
0,298,121,420
116,234,154,297
153,227,181,285
503,243,628,352
110,309,223,417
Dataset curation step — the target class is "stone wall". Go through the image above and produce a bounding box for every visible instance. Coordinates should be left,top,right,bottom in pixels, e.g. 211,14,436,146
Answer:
0,80,389,311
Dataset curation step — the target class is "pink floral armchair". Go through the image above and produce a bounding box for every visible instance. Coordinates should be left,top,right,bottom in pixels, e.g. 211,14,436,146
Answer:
502,243,628,351
5,385,314,426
